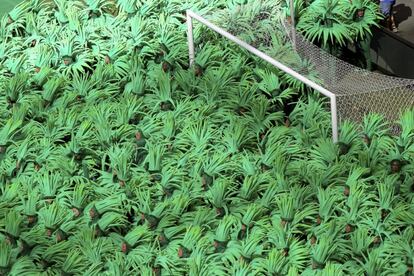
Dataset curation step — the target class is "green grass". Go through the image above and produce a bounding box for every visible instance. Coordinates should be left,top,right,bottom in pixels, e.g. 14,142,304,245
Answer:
0,0,23,17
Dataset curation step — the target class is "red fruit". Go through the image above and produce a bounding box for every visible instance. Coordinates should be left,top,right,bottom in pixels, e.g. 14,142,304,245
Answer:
121,242,128,253
213,240,218,248
119,180,125,187
194,65,203,77
89,208,96,219
35,66,41,73
178,247,184,258
357,9,365,18
238,107,246,114
345,224,353,233
158,233,169,247
316,216,321,225
72,208,80,217
381,209,389,219
284,118,291,127
153,267,161,276
94,227,101,237
56,233,64,242
105,55,111,64
344,186,350,196
27,215,36,224
162,62,169,72
390,159,401,174
216,207,225,217
135,132,142,140
363,134,370,145
312,262,318,270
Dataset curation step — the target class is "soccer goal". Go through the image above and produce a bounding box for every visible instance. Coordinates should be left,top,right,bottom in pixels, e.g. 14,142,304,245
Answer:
186,10,339,142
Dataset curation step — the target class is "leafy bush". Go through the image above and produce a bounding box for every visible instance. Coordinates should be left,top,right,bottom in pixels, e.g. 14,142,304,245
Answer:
0,0,412,275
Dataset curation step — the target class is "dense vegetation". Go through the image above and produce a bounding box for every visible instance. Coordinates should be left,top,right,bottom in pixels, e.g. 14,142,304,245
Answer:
0,0,414,275
294,0,381,68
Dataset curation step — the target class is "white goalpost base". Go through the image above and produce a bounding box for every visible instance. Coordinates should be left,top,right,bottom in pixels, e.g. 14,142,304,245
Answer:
186,10,339,143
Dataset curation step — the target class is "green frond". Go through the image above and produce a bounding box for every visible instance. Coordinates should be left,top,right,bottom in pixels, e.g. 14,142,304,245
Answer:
39,202,69,231
4,210,23,239
61,249,87,275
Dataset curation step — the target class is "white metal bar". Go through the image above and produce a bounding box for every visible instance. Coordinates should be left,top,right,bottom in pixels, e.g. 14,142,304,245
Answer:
186,11,195,66
187,10,335,99
330,95,338,142
187,10,338,141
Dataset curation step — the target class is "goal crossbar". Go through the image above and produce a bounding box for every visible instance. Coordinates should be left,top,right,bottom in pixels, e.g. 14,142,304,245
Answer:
186,10,339,142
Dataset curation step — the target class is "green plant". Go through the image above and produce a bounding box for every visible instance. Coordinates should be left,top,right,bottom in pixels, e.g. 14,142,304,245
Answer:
207,178,235,217
310,232,338,269
39,202,69,237
0,0,409,274
297,0,351,50
297,0,381,54
213,215,237,252
0,118,23,153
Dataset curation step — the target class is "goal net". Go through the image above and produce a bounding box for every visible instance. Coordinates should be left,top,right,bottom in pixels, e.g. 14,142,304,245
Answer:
287,25,414,134
188,1,414,136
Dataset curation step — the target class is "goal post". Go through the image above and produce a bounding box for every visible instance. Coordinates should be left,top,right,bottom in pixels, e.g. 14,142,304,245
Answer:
186,10,338,142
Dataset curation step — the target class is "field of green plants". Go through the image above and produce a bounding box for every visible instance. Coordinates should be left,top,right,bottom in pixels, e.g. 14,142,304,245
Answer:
1,0,414,275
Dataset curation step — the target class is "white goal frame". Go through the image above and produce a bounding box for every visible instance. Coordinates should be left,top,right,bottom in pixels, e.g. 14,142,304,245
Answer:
186,10,339,142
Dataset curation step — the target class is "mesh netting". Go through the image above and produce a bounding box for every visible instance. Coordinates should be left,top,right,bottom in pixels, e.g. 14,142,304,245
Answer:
287,26,414,132
198,3,414,133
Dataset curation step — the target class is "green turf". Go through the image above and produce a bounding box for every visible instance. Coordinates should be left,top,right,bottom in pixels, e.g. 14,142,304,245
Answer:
0,0,24,17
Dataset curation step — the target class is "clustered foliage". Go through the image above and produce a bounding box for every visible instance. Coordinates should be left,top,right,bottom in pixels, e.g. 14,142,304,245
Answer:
0,0,413,275
295,0,382,49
